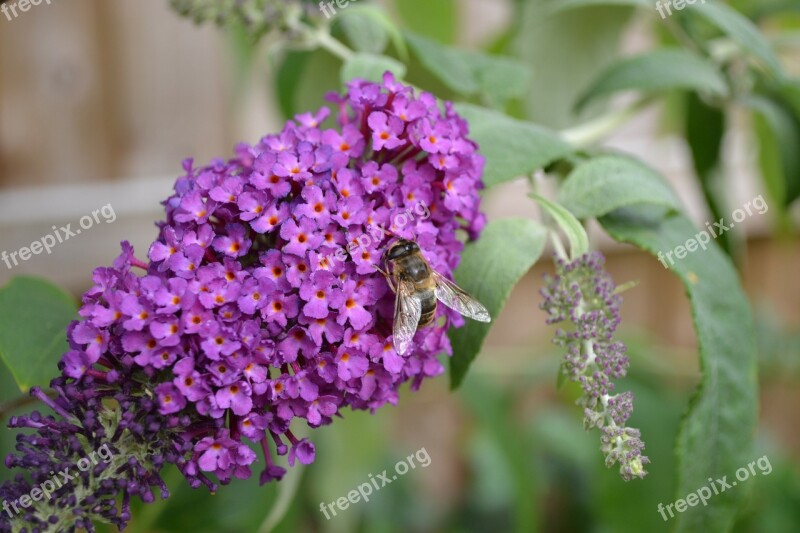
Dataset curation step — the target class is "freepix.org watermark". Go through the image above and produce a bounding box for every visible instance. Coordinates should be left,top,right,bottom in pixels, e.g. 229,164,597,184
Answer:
1,0,55,22
657,455,772,521
2,443,114,518
331,200,430,264
655,0,706,19
1,204,116,270
319,447,432,520
657,194,768,269
318,0,360,19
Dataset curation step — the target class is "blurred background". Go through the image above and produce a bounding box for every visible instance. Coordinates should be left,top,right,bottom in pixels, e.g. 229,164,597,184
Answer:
1,0,799,532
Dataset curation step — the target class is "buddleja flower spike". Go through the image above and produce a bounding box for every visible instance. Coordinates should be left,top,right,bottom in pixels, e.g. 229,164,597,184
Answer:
540,252,649,480
1,72,486,532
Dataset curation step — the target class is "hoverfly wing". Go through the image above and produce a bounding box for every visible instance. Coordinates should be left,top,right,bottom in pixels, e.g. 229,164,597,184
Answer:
432,270,491,323
393,279,422,355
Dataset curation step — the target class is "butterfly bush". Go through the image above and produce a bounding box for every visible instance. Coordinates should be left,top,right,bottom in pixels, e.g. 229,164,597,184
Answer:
540,252,649,481
0,72,485,532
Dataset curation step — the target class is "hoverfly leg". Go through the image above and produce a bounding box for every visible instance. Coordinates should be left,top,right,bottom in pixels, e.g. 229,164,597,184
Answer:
373,264,397,293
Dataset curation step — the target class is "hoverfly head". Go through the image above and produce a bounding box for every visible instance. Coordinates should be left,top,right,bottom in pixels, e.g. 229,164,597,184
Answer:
384,239,419,261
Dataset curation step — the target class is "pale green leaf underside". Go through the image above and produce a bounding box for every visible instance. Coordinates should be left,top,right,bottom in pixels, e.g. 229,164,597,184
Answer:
341,53,406,85
449,219,548,389
577,48,729,110
693,1,783,78
339,12,390,55
339,5,409,60
530,193,590,260
405,32,532,106
559,155,682,218
545,0,650,16
454,104,573,187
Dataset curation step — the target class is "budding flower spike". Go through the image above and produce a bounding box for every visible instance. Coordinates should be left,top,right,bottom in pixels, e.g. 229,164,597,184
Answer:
540,252,649,480
0,72,486,532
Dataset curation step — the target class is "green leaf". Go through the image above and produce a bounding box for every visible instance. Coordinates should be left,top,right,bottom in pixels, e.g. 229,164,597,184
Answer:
0,277,77,392
0,365,28,484
395,0,456,44
274,48,341,121
685,92,737,257
341,5,408,60
599,206,757,533
780,80,800,118
454,104,573,187
686,92,725,196
558,155,682,218
448,219,548,389
338,11,389,54
747,94,800,209
341,53,406,85
530,193,590,260
460,52,533,108
274,50,311,120
576,49,729,111
405,32,480,95
404,32,532,106
692,1,783,77
545,0,649,15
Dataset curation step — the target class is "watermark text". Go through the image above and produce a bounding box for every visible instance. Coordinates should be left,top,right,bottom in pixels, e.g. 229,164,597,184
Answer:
655,0,706,19
319,447,431,519
1,0,55,22
2,443,114,518
2,204,117,270
657,455,772,521
657,194,768,269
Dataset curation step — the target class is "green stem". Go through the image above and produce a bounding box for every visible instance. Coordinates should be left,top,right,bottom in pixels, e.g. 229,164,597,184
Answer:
560,98,653,148
257,465,304,533
550,233,568,261
314,28,355,61
285,16,355,62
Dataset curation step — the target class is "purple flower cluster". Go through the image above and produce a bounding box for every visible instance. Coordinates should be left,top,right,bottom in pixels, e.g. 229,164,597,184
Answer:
540,252,649,480
46,72,483,498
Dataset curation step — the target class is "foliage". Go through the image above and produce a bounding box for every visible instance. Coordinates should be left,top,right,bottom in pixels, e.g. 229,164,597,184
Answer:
0,277,76,392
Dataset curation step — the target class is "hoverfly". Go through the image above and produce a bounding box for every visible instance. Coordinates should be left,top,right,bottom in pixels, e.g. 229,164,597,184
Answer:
376,239,491,355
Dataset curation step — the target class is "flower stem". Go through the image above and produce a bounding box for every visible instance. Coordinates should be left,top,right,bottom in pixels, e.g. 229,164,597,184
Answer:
314,28,355,61
561,98,653,148
257,464,304,533
549,233,568,261
285,15,355,62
